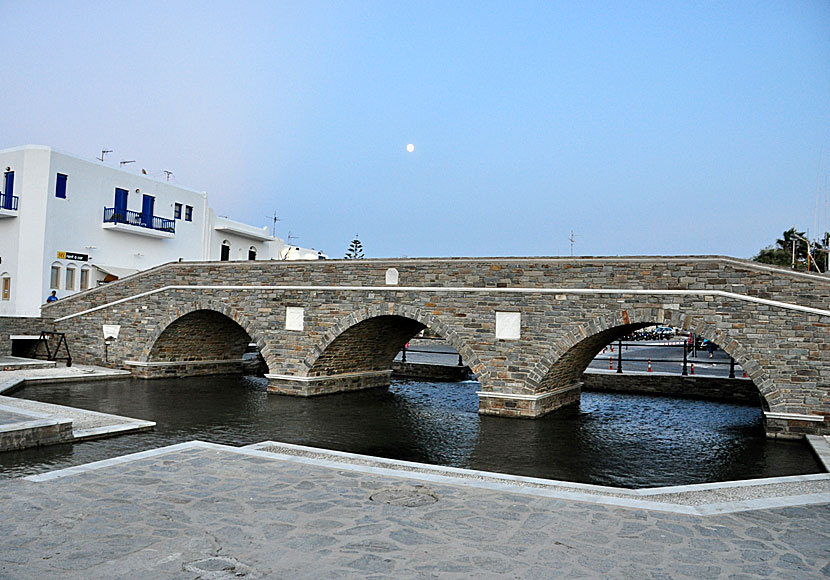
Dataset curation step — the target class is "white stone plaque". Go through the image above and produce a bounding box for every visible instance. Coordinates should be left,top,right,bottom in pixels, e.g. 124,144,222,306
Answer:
495,311,521,340
102,324,121,340
285,307,304,331
385,268,399,285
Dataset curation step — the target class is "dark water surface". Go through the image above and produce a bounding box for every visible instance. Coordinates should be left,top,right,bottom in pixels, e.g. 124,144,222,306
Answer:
1,376,821,487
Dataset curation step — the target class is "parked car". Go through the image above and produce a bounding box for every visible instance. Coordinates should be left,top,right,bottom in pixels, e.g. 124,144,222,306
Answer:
654,326,675,339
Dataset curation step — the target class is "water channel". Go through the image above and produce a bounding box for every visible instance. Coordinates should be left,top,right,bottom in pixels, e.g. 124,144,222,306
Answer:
1,375,821,487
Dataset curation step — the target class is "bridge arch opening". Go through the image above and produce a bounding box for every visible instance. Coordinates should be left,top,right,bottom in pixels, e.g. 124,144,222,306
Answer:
536,312,768,414
139,308,269,379
268,307,482,397
308,315,426,377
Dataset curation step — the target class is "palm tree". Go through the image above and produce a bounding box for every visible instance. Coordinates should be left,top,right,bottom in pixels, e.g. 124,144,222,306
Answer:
753,227,808,269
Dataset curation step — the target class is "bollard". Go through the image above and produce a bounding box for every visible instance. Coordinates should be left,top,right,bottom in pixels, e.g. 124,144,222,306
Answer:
648,359,652,372
609,357,613,371
691,363,695,375
743,371,747,378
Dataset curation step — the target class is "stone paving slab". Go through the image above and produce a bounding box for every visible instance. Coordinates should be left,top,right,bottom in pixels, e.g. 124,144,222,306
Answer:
2,440,828,579
0,356,56,372
0,407,31,424
808,435,830,472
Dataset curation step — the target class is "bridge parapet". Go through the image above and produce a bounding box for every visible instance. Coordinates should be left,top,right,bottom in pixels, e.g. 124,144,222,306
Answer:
43,255,830,319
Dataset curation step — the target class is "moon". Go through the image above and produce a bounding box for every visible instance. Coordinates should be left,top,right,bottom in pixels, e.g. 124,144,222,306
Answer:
406,143,415,153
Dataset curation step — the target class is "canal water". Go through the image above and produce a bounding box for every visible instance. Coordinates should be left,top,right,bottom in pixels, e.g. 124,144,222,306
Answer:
0,376,821,488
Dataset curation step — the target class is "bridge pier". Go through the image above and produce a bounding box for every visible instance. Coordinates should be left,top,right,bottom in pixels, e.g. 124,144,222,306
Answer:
126,359,246,379
477,382,582,418
763,412,829,440
265,370,393,397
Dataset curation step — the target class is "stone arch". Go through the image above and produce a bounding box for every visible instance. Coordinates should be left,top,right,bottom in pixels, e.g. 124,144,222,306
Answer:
138,299,266,373
531,306,773,404
300,304,484,381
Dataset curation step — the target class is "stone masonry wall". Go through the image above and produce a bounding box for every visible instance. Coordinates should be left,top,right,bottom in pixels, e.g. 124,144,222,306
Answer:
0,317,55,356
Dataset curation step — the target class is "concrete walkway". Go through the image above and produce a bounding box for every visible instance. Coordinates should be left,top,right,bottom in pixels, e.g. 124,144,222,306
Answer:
1,440,828,579
0,361,152,450
0,359,131,395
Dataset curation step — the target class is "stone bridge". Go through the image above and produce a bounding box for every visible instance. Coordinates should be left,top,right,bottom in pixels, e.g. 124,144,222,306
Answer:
43,256,830,438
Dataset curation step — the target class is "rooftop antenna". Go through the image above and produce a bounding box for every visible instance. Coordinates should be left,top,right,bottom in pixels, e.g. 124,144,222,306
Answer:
163,170,174,181
286,230,298,245
266,211,280,237
569,230,579,256
119,160,135,166
97,149,112,162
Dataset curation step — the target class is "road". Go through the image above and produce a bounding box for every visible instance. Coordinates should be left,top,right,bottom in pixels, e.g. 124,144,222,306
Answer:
587,341,743,378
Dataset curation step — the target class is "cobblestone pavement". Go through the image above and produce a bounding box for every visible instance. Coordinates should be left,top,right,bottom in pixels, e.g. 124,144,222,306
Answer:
1,442,828,579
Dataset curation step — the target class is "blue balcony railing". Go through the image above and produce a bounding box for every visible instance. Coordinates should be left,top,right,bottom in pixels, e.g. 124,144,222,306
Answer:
103,207,175,234
0,193,19,211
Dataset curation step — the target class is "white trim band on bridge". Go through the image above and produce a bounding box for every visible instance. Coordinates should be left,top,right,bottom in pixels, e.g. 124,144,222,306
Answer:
265,370,393,383
763,412,826,423
477,382,582,402
124,359,246,367
53,284,830,323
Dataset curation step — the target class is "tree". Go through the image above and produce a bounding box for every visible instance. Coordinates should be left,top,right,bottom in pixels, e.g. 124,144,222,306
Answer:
753,227,808,269
344,236,364,259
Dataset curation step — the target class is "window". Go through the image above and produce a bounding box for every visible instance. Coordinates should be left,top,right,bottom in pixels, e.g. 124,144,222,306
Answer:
248,246,257,260
56,173,68,198
221,240,231,261
185,205,193,221
80,266,90,290
50,263,62,290
1,274,10,300
65,265,76,290
174,203,182,219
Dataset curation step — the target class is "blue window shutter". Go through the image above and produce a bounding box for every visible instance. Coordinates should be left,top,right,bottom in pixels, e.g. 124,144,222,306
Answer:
3,172,14,209
56,174,68,198
114,188,128,215
141,195,155,227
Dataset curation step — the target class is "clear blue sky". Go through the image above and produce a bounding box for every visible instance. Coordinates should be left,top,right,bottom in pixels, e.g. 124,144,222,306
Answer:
2,1,828,258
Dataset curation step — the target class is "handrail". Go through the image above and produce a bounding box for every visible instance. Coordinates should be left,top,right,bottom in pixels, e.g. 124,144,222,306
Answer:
103,207,175,233
601,340,741,378
0,193,19,210
400,345,464,366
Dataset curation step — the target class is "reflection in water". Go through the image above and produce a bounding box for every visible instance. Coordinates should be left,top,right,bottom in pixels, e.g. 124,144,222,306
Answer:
0,376,821,488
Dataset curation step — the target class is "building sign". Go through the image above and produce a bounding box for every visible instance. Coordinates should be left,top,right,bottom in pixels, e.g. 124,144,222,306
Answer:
57,251,89,261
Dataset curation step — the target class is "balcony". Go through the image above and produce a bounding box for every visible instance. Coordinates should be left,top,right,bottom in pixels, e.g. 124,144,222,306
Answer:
102,207,175,238
0,193,19,218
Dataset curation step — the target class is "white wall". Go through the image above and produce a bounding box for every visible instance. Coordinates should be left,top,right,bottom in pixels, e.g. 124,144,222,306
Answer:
0,144,328,317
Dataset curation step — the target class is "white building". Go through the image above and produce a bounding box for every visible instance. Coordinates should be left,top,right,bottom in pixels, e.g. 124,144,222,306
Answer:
0,145,326,317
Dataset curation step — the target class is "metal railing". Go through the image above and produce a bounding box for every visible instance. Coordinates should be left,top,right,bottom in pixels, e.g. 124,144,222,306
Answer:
399,340,744,377
400,344,464,366
0,193,19,210
103,207,175,233
601,340,741,378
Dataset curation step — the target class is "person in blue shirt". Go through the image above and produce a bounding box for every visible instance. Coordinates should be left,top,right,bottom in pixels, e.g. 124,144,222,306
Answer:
46,291,58,303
